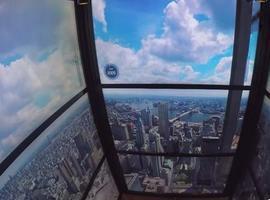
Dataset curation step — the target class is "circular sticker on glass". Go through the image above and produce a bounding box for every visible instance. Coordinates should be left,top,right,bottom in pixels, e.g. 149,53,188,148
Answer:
104,64,119,80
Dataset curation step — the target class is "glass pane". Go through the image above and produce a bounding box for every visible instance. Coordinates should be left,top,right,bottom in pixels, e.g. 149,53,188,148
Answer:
244,1,260,86
92,0,255,85
233,170,259,200
119,154,232,194
104,89,249,153
251,97,270,198
0,0,85,162
0,95,103,200
86,160,119,200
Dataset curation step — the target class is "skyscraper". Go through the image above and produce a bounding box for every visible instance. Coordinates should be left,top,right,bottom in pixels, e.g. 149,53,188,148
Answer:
134,114,146,149
141,107,152,128
111,122,130,140
158,103,169,140
58,159,80,194
150,141,161,177
74,133,91,159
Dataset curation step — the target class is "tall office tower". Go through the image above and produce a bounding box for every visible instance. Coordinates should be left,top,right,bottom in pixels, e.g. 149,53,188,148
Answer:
111,122,130,140
158,103,169,140
74,133,91,159
149,130,164,153
58,159,80,194
135,114,146,149
70,155,84,178
168,136,179,152
141,107,152,128
202,136,220,153
197,137,220,187
161,159,174,186
150,141,162,177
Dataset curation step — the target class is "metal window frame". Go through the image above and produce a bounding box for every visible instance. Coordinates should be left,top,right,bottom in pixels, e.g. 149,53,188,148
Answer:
75,0,270,199
80,156,106,200
1,0,268,199
224,1,270,199
74,0,128,194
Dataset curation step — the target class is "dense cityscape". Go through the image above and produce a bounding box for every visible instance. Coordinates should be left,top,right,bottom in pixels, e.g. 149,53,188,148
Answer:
86,161,118,200
0,103,104,200
105,93,247,193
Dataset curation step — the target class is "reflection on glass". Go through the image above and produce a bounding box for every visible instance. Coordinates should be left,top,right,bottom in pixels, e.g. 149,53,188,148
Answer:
0,95,103,200
233,171,259,200
86,160,119,200
103,89,248,153
251,97,270,198
119,154,232,194
0,0,85,162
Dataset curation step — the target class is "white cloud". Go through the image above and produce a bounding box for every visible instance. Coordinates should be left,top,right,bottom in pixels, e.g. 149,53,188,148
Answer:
203,56,232,84
92,0,107,32
245,60,254,85
204,56,254,85
140,0,233,63
96,39,200,83
0,50,83,162
94,0,235,83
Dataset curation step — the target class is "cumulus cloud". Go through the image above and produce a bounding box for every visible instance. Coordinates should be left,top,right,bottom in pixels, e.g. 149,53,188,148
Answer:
95,0,235,83
203,56,254,85
93,0,237,84
204,56,232,84
96,39,199,83
92,0,107,32
140,0,233,63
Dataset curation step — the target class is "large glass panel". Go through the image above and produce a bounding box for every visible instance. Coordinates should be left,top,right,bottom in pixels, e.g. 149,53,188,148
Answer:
0,95,103,200
119,154,233,194
244,1,260,86
86,160,119,200
250,97,270,199
93,0,253,85
104,89,249,153
0,0,85,162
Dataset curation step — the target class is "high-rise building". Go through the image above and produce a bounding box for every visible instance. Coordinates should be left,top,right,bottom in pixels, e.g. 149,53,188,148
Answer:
150,141,162,177
111,122,130,140
58,159,80,194
74,133,91,159
70,155,84,178
134,114,146,149
158,103,169,141
141,108,152,129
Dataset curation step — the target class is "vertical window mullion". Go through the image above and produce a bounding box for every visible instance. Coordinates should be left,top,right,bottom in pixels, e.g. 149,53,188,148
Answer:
222,0,253,152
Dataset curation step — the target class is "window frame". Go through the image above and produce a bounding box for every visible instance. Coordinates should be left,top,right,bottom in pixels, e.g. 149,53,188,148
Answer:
1,0,269,199
83,0,270,198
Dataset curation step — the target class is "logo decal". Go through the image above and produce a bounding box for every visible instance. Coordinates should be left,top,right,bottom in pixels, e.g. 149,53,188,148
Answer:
104,64,119,80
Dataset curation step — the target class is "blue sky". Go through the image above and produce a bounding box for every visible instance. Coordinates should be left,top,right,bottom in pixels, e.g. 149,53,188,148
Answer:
92,0,257,84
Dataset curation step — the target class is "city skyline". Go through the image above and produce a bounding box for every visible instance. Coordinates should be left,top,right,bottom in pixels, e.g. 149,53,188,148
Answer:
0,95,105,199
105,93,247,154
